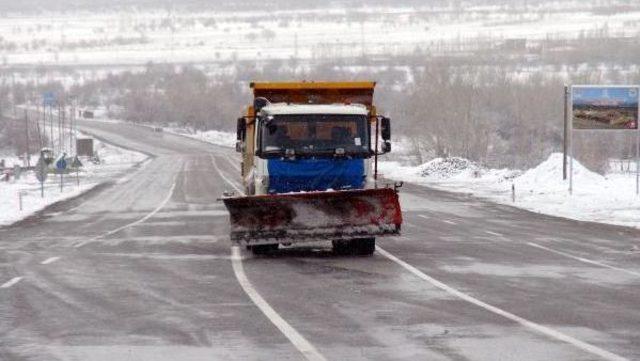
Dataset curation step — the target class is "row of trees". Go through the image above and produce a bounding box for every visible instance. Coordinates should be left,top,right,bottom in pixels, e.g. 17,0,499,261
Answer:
4,30,640,172
67,64,244,131
54,58,637,173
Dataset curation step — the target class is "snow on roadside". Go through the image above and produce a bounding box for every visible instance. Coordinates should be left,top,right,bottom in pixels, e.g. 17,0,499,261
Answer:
164,127,235,148
379,153,640,229
0,137,147,227
76,112,237,148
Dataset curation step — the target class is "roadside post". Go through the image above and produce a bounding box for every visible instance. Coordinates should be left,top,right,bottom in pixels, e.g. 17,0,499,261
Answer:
13,165,21,181
563,85,569,180
35,156,48,198
55,153,67,192
18,191,25,211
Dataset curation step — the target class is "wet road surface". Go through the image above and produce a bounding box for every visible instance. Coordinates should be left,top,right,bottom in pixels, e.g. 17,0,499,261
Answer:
1,121,639,361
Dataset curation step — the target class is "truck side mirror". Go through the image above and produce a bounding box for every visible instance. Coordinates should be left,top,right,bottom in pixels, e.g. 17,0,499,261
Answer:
380,117,391,141
381,141,391,153
236,117,246,141
235,141,245,153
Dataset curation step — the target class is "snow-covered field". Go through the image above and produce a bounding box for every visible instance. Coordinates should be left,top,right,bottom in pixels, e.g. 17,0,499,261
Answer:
1,1,639,85
380,154,640,229
164,127,236,148
0,136,148,227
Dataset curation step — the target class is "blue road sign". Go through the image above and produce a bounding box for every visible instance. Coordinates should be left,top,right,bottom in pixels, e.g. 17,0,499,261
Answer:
55,157,67,171
43,91,56,106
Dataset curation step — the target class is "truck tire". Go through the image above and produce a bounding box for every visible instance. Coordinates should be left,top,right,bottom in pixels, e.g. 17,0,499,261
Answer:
354,238,376,256
332,240,351,255
249,244,278,255
332,238,375,256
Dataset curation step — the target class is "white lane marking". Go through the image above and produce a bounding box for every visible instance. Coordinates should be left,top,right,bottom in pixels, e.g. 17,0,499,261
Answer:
102,253,244,261
218,157,325,360
41,257,60,265
442,219,457,225
418,214,430,220
231,247,327,361
224,155,242,172
74,172,179,248
527,242,640,278
376,247,629,361
486,231,504,237
1,277,23,288
210,155,245,195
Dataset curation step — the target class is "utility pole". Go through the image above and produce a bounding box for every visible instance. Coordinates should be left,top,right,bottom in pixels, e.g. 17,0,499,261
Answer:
49,103,53,150
68,104,73,154
60,104,64,153
35,101,43,149
57,103,62,153
11,72,16,118
24,109,30,167
562,85,569,180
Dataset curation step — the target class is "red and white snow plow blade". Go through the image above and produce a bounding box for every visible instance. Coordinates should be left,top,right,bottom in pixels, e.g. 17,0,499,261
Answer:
222,188,402,246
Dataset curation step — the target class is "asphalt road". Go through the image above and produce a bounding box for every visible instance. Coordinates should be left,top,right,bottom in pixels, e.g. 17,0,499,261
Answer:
1,121,639,361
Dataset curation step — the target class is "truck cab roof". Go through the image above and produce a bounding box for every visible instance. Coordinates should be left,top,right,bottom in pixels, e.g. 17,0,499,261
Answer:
260,103,369,116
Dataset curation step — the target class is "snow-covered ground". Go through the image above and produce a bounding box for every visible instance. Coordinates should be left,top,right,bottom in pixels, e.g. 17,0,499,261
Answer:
164,127,236,148
380,154,640,229
0,1,638,88
0,136,148,227
2,3,637,68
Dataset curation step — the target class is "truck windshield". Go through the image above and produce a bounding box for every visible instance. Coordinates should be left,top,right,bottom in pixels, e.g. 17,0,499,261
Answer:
260,114,369,156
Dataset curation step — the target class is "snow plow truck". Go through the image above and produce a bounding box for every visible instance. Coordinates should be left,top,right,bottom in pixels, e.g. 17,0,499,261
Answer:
222,81,402,255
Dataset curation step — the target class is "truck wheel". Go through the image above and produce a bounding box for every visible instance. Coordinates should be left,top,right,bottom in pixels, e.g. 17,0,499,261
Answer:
354,238,375,256
249,244,278,255
332,240,351,255
332,238,375,256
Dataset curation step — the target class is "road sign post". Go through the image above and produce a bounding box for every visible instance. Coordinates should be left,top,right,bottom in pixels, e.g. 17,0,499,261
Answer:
55,154,67,192
563,85,569,180
72,156,82,187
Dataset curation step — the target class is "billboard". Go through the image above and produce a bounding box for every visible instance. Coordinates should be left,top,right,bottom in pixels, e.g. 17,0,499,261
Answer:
572,86,639,130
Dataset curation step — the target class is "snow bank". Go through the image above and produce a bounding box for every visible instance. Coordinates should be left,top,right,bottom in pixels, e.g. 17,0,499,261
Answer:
418,157,481,179
166,127,235,148
0,137,147,227
380,153,640,229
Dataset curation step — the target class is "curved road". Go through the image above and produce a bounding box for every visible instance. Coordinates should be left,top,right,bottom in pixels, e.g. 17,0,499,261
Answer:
1,121,639,361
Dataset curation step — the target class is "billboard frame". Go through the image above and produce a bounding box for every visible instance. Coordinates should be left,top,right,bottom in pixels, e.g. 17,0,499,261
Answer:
565,84,640,195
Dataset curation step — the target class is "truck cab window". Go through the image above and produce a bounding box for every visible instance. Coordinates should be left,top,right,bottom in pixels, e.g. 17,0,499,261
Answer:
260,114,369,157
